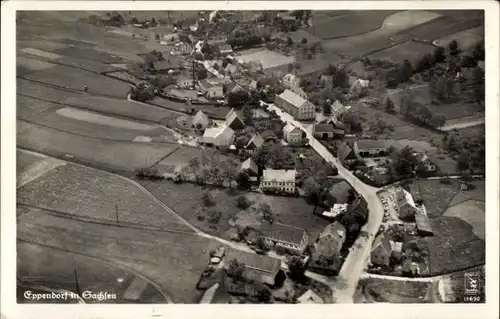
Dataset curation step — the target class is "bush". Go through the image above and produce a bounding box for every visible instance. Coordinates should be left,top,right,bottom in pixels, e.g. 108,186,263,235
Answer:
202,191,214,206
236,196,252,209
135,167,164,180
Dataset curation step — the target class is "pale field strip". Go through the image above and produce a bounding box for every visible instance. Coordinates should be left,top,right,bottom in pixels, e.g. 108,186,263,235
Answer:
19,47,63,60
434,26,484,49
17,56,56,71
17,150,66,188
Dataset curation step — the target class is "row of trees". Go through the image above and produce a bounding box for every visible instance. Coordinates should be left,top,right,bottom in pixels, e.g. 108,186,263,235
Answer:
182,151,240,187
397,88,447,129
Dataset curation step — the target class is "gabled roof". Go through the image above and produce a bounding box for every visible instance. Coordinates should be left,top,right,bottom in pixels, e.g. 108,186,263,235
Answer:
283,73,298,83
277,89,307,108
227,250,281,281
297,289,323,304
261,222,304,245
246,133,264,149
314,123,335,134
240,157,259,175
192,111,209,126
315,222,346,256
219,44,233,52
283,122,301,135
203,124,235,141
338,143,357,162
226,108,244,127
262,169,296,182
415,213,433,233
371,234,392,254
330,100,346,113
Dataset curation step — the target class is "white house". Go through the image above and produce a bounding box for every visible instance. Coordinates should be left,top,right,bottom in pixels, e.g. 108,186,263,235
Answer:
260,222,308,254
260,169,296,194
202,124,235,148
283,123,303,145
275,89,315,120
330,100,347,120
192,111,210,131
282,73,300,88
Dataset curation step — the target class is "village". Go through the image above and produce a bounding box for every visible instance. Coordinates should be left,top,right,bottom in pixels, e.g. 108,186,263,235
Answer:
15,9,486,305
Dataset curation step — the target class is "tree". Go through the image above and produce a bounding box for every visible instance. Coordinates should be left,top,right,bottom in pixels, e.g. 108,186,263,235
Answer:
341,111,362,133
235,170,251,189
227,259,245,280
399,59,414,82
197,68,208,80
287,37,293,46
391,146,418,178
456,152,470,173
433,46,446,63
108,11,125,26
236,195,252,209
287,256,306,281
255,283,272,302
333,67,349,88
472,42,485,62
327,64,337,76
202,191,214,206
449,39,460,56
242,105,253,125
415,53,435,72
385,98,395,113
259,203,274,223
228,90,250,107
196,167,210,185
301,37,308,44
429,114,446,128
150,17,157,27
221,159,238,187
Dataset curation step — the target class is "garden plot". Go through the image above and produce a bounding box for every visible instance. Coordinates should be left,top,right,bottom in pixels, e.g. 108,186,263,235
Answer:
424,216,485,275
358,278,433,303
433,26,484,50
21,65,132,98
17,163,193,232
17,121,179,172
17,80,178,125
443,200,485,240
17,209,220,303
16,149,66,188
412,179,460,218
236,49,294,70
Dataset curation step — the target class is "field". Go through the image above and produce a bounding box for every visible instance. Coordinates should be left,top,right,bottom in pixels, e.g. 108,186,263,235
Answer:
150,97,230,120
138,180,326,242
236,49,295,70
368,40,435,64
311,10,399,39
411,179,460,218
448,180,485,206
17,163,193,232
53,46,124,64
424,216,485,275
17,207,221,303
19,64,132,98
17,121,179,172
153,146,231,173
17,149,45,176
433,26,484,50
443,200,485,240
17,241,168,303
17,79,179,125
358,278,435,303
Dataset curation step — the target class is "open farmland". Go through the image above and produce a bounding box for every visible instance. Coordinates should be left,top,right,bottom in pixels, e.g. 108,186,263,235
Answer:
17,148,66,188
17,121,179,172
358,278,434,303
17,149,45,176
17,241,168,303
153,146,231,173
443,200,485,240
139,180,325,242
17,79,179,125
17,209,220,303
19,64,132,98
236,49,294,69
312,10,399,39
53,46,124,64
17,163,192,232
434,26,484,50
150,97,231,120
367,40,435,64
424,216,485,275
412,179,460,218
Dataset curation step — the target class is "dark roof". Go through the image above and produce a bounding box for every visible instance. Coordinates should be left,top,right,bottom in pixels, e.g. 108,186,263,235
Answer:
227,249,281,276
314,124,335,134
338,143,357,162
315,222,346,256
240,157,259,175
356,139,390,151
371,234,391,254
246,134,264,149
153,60,178,71
415,214,433,233
261,223,305,245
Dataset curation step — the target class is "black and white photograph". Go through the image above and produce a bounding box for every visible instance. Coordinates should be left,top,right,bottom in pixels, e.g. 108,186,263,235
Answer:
1,1,499,318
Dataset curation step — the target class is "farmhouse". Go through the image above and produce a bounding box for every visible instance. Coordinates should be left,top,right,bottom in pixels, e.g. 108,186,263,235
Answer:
282,73,300,89
354,139,390,158
415,213,433,236
202,124,235,148
370,234,402,267
313,124,345,140
260,222,308,254
338,142,358,165
192,111,210,131
226,250,281,285
350,78,370,94
245,133,264,151
395,187,418,221
206,85,224,100
321,204,349,219
225,108,245,130
260,169,296,194
283,123,303,145
330,100,347,120
240,157,259,178
297,290,323,304
275,89,315,120
152,60,181,73
314,222,346,259
414,153,437,173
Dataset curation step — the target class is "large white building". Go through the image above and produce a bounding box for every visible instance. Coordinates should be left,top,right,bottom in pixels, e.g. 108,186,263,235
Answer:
283,123,303,145
202,124,235,148
260,169,296,194
275,89,315,120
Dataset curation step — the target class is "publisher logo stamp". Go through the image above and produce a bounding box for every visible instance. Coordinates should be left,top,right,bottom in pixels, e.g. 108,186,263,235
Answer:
464,272,480,295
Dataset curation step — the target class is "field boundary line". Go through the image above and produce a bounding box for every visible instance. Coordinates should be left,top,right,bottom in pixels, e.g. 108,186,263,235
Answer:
147,146,181,169
17,202,198,236
17,239,173,303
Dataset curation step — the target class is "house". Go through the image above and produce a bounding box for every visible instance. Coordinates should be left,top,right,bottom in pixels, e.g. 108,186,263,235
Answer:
415,213,433,236
245,133,264,151
260,222,308,254
350,78,370,93
313,124,344,140
202,124,235,148
415,153,437,173
279,14,297,25
289,86,308,99
297,290,323,304
282,123,303,145
282,73,300,89
174,42,192,55
275,89,315,120
354,139,390,158
402,260,420,277
337,142,358,165
240,157,259,178
225,108,245,130
192,111,210,131
197,79,214,93
226,250,281,285
218,44,233,56
319,74,332,87
163,33,180,43
206,85,224,100
321,204,349,220
260,169,296,194
408,183,423,204
395,187,418,221
152,60,180,73
314,222,346,259
370,234,403,267
330,100,347,120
